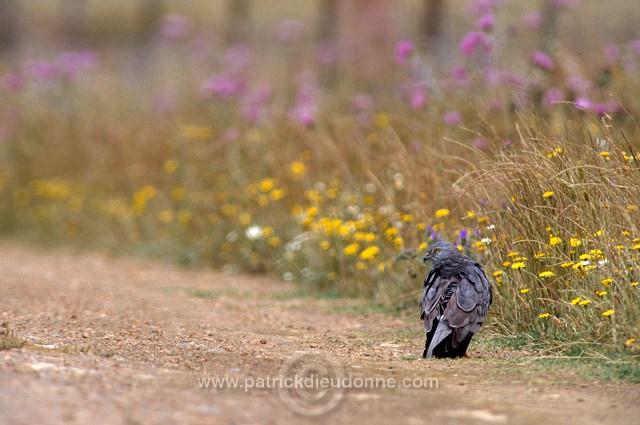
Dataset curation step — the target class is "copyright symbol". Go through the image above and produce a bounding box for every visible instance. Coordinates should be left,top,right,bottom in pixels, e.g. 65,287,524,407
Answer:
278,352,345,416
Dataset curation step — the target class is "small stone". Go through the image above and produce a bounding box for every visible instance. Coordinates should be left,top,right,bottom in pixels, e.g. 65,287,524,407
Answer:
260,339,267,344
309,343,318,348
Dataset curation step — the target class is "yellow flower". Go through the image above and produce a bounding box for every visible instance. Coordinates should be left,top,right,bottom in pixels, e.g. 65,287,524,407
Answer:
571,297,581,305
632,244,640,250
569,238,582,247
289,161,306,178
434,208,450,218
319,241,331,250
602,309,614,316
560,261,574,268
270,188,286,201
534,252,546,259
359,245,381,261
171,186,185,201
507,251,520,257
542,191,554,198
259,179,275,192
266,236,281,247
594,229,603,237
631,281,639,287
377,262,386,272
178,210,191,226
539,313,550,319
511,262,525,269
595,290,608,297
520,288,530,294
418,242,428,252
239,213,251,226
626,205,638,213
158,210,173,223
549,235,562,246
601,278,613,286
578,299,591,306
355,261,367,270
538,271,555,278
626,338,636,346
163,159,178,174
502,261,512,267
182,125,212,140
466,210,476,219
492,270,503,277
343,242,360,256
401,214,413,222
599,151,610,158
374,113,390,130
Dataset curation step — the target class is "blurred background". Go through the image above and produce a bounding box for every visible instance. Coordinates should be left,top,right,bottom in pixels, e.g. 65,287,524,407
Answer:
1,1,639,350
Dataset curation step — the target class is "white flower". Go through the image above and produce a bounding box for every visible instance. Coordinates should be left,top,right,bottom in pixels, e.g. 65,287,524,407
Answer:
245,225,263,240
481,237,492,244
486,224,496,230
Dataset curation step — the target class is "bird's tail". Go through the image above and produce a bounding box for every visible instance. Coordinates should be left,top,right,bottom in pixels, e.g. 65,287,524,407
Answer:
426,319,452,358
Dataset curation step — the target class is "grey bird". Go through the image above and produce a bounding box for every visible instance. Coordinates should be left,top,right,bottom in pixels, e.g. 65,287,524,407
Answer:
421,241,492,358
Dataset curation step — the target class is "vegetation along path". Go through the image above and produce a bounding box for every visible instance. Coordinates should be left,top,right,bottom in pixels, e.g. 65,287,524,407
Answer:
1,243,638,424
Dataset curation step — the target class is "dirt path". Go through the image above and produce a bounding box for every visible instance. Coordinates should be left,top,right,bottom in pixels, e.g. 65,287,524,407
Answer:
0,244,638,424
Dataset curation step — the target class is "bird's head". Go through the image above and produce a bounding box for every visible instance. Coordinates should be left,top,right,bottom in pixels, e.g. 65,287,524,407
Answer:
423,241,459,267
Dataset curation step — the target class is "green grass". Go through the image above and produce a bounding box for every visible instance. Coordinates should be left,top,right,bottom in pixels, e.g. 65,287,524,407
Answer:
0,329,27,350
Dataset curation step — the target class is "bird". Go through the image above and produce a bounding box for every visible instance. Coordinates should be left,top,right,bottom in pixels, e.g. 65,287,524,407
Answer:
420,241,492,358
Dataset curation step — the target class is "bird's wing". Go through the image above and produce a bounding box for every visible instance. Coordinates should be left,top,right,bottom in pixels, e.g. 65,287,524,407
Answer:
442,264,492,348
421,269,450,333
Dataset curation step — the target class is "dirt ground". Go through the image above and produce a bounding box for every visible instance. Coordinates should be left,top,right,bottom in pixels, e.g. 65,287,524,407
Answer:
0,243,638,425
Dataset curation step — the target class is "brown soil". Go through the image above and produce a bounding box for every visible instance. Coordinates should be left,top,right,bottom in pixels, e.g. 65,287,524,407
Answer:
0,243,638,424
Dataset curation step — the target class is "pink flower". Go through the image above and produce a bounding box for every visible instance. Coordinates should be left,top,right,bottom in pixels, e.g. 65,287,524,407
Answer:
451,66,469,84
24,60,58,82
395,40,414,63
0,73,23,92
543,87,564,108
199,74,244,99
574,97,592,110
475,14,496,31
533,51,554,71
459,32,492,56
56,51,98,80
603,44,620,64
442,111,462,126
629,39,640,56
473,137,488,149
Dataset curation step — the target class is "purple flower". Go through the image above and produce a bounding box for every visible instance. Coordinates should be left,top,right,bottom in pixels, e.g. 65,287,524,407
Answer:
159,14,191,41
629,39,640,56
451,66,469,85
459,228,468,241
56,51,98,80
316,40,339,65
533,51,554,71
574,97,592,110
408,86,427,109
242,86,272,123
199,74,244,99
442,111,462,126
24,60,58,82
566,75,592,95
353,93,374,111
473,137,488,150
395,40,414,63
475,14,496,31
0,73,23,92
543,87,565,108
459,31,492,56
603,44,620,64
